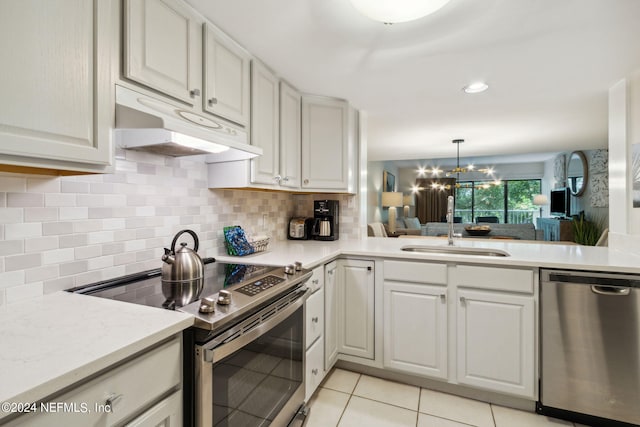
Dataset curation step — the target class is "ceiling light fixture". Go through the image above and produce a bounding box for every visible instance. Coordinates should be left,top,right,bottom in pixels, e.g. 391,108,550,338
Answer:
463,82,489,94
417,139,501,190
348,0,451,24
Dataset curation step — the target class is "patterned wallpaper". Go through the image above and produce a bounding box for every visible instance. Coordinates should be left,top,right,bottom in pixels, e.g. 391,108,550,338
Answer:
0,150,361,306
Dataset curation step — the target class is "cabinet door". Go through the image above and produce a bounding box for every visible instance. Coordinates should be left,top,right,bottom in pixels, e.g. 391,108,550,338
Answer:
301,96,349,190
337,259,374,359
305,336,325,402
0,0,113,172
384,282,448,380
324,261,339,370
203,24,250,126
250,61,280,185
279,81,302,189
456,289,535,398
305,287,324,349
124,0,201,105
125,390,182,426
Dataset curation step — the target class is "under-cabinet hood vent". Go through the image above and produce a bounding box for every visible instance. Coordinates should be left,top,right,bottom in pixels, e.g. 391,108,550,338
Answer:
114,85,261,163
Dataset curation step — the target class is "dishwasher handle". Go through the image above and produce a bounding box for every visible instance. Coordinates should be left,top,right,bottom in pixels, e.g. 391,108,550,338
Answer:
591,285,631,296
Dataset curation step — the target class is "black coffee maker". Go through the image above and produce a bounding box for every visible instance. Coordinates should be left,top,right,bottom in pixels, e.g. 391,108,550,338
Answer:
313,200,339,241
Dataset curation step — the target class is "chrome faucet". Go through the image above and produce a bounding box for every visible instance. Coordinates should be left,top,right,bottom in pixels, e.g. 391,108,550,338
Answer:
447,195,455,246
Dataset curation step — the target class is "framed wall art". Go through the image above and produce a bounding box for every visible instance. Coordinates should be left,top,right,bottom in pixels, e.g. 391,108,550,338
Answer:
383,170,395,192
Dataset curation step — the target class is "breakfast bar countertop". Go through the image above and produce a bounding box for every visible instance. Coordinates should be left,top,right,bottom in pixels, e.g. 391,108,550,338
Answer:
214,237,640,275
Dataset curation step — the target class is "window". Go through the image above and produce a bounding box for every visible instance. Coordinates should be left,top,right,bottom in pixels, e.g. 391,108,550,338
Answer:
455,179,541,223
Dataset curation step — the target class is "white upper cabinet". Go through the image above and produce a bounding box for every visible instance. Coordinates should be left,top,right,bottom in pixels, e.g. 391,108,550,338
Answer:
203,24,251,126
0,0,115,174
301,95,351,191
124,0,202,106
279,81,302,189
250,61,280,185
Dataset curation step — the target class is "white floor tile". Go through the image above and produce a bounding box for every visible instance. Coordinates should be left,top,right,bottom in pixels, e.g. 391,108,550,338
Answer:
339,396,417,427
306,388,350,427
492,405,574,427
322,368,361,394
353,374,420,410
419,389,494,427
418,413,477,427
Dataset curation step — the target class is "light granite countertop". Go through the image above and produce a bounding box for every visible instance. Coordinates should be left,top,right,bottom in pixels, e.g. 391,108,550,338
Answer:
2,236,639,422
0,292,193,421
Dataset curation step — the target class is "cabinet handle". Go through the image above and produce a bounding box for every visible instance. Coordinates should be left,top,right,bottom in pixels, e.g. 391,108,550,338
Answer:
190,88,201,98
328,270,334,275
459,296,466,305
440,294,446,302
367,266,372,271
312,368,318,375
282,176,290,182
303,179,309,185
274,175,282,183
208,97,218,105
312,279,319,285
312,316,319,323
105,393,123,408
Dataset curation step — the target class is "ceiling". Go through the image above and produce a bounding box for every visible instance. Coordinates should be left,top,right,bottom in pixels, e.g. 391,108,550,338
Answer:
186,0,640,162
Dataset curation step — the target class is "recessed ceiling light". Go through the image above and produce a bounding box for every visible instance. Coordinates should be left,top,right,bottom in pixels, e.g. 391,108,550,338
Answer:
348,0,451,24
463,82,489,94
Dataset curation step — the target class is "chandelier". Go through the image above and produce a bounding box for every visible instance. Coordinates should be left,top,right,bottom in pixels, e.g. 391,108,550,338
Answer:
415,139,501,191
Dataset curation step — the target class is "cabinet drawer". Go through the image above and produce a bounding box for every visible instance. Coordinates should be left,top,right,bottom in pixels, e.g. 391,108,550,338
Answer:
305,335,324,401
306,287,324,349
8,337,181,427
307,266,325,294
455,265,533,293
384,260,447,285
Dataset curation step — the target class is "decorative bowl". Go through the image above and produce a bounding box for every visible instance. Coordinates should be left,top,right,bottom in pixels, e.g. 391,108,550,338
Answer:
464,225,492,236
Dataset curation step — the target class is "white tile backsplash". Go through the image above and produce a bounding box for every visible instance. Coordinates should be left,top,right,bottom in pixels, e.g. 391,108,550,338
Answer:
0,152,362,306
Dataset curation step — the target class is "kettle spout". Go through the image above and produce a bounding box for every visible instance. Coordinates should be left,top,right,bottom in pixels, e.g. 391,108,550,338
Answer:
162,248,175,265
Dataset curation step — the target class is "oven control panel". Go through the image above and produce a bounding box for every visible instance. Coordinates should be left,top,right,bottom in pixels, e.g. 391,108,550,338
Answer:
235,275,285,296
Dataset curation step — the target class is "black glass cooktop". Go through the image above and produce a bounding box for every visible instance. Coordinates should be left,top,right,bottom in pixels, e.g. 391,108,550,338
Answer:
70,261,275,309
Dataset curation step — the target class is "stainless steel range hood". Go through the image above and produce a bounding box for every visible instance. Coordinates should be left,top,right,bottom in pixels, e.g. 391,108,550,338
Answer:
115,85,261,163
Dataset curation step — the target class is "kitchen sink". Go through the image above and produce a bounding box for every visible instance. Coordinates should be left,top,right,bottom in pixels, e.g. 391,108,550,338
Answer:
400,245,510,257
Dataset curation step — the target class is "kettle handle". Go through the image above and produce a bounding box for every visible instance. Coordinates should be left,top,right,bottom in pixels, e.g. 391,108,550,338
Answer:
170,229,199,253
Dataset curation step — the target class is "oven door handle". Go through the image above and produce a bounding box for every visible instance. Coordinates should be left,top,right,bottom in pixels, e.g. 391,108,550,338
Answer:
202,288,308,364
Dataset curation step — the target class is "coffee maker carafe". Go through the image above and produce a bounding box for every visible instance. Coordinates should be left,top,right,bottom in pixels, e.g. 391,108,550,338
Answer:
313,200,339,241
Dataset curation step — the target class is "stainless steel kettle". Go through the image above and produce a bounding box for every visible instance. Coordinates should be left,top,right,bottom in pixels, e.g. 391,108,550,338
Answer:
161,229,204,307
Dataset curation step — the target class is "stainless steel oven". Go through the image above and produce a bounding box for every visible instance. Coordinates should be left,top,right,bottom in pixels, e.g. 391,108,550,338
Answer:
195,285,306,427
70,261,312,427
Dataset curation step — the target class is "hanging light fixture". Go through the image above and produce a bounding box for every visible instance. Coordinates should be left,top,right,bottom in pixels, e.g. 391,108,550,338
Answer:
348,0,451,24
418,139,501,190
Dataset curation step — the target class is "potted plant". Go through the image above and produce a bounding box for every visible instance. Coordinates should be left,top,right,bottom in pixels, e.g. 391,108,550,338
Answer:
572,215,604,246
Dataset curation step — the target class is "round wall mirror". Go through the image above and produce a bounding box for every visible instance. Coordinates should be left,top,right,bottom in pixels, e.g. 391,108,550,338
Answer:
567,151,588,197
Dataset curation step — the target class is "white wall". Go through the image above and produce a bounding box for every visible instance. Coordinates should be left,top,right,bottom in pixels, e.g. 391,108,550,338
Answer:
0,150,361,306
608,71,640,254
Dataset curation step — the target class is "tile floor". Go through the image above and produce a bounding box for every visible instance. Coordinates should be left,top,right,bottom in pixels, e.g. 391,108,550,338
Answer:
306,368,589,427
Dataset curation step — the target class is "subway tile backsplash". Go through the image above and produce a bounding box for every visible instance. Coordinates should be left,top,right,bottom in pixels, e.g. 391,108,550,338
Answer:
0,151,361,305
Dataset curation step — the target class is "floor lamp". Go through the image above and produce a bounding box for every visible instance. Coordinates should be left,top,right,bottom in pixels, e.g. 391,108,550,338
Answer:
382,192,403,233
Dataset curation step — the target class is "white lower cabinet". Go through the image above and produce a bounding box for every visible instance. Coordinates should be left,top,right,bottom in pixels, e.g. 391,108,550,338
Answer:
456,288,535,398
324,261,339,370
305,266,326,401
381,261,537,400
383,282,448,380
125,390,182,426
305,336,325,401
7,336,182,426
336,259,375,360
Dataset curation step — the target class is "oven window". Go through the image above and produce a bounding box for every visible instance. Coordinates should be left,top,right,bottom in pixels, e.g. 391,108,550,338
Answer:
212,307,303,426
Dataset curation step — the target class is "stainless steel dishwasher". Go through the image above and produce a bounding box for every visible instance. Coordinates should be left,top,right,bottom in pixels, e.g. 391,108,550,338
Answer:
538,269,640,427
